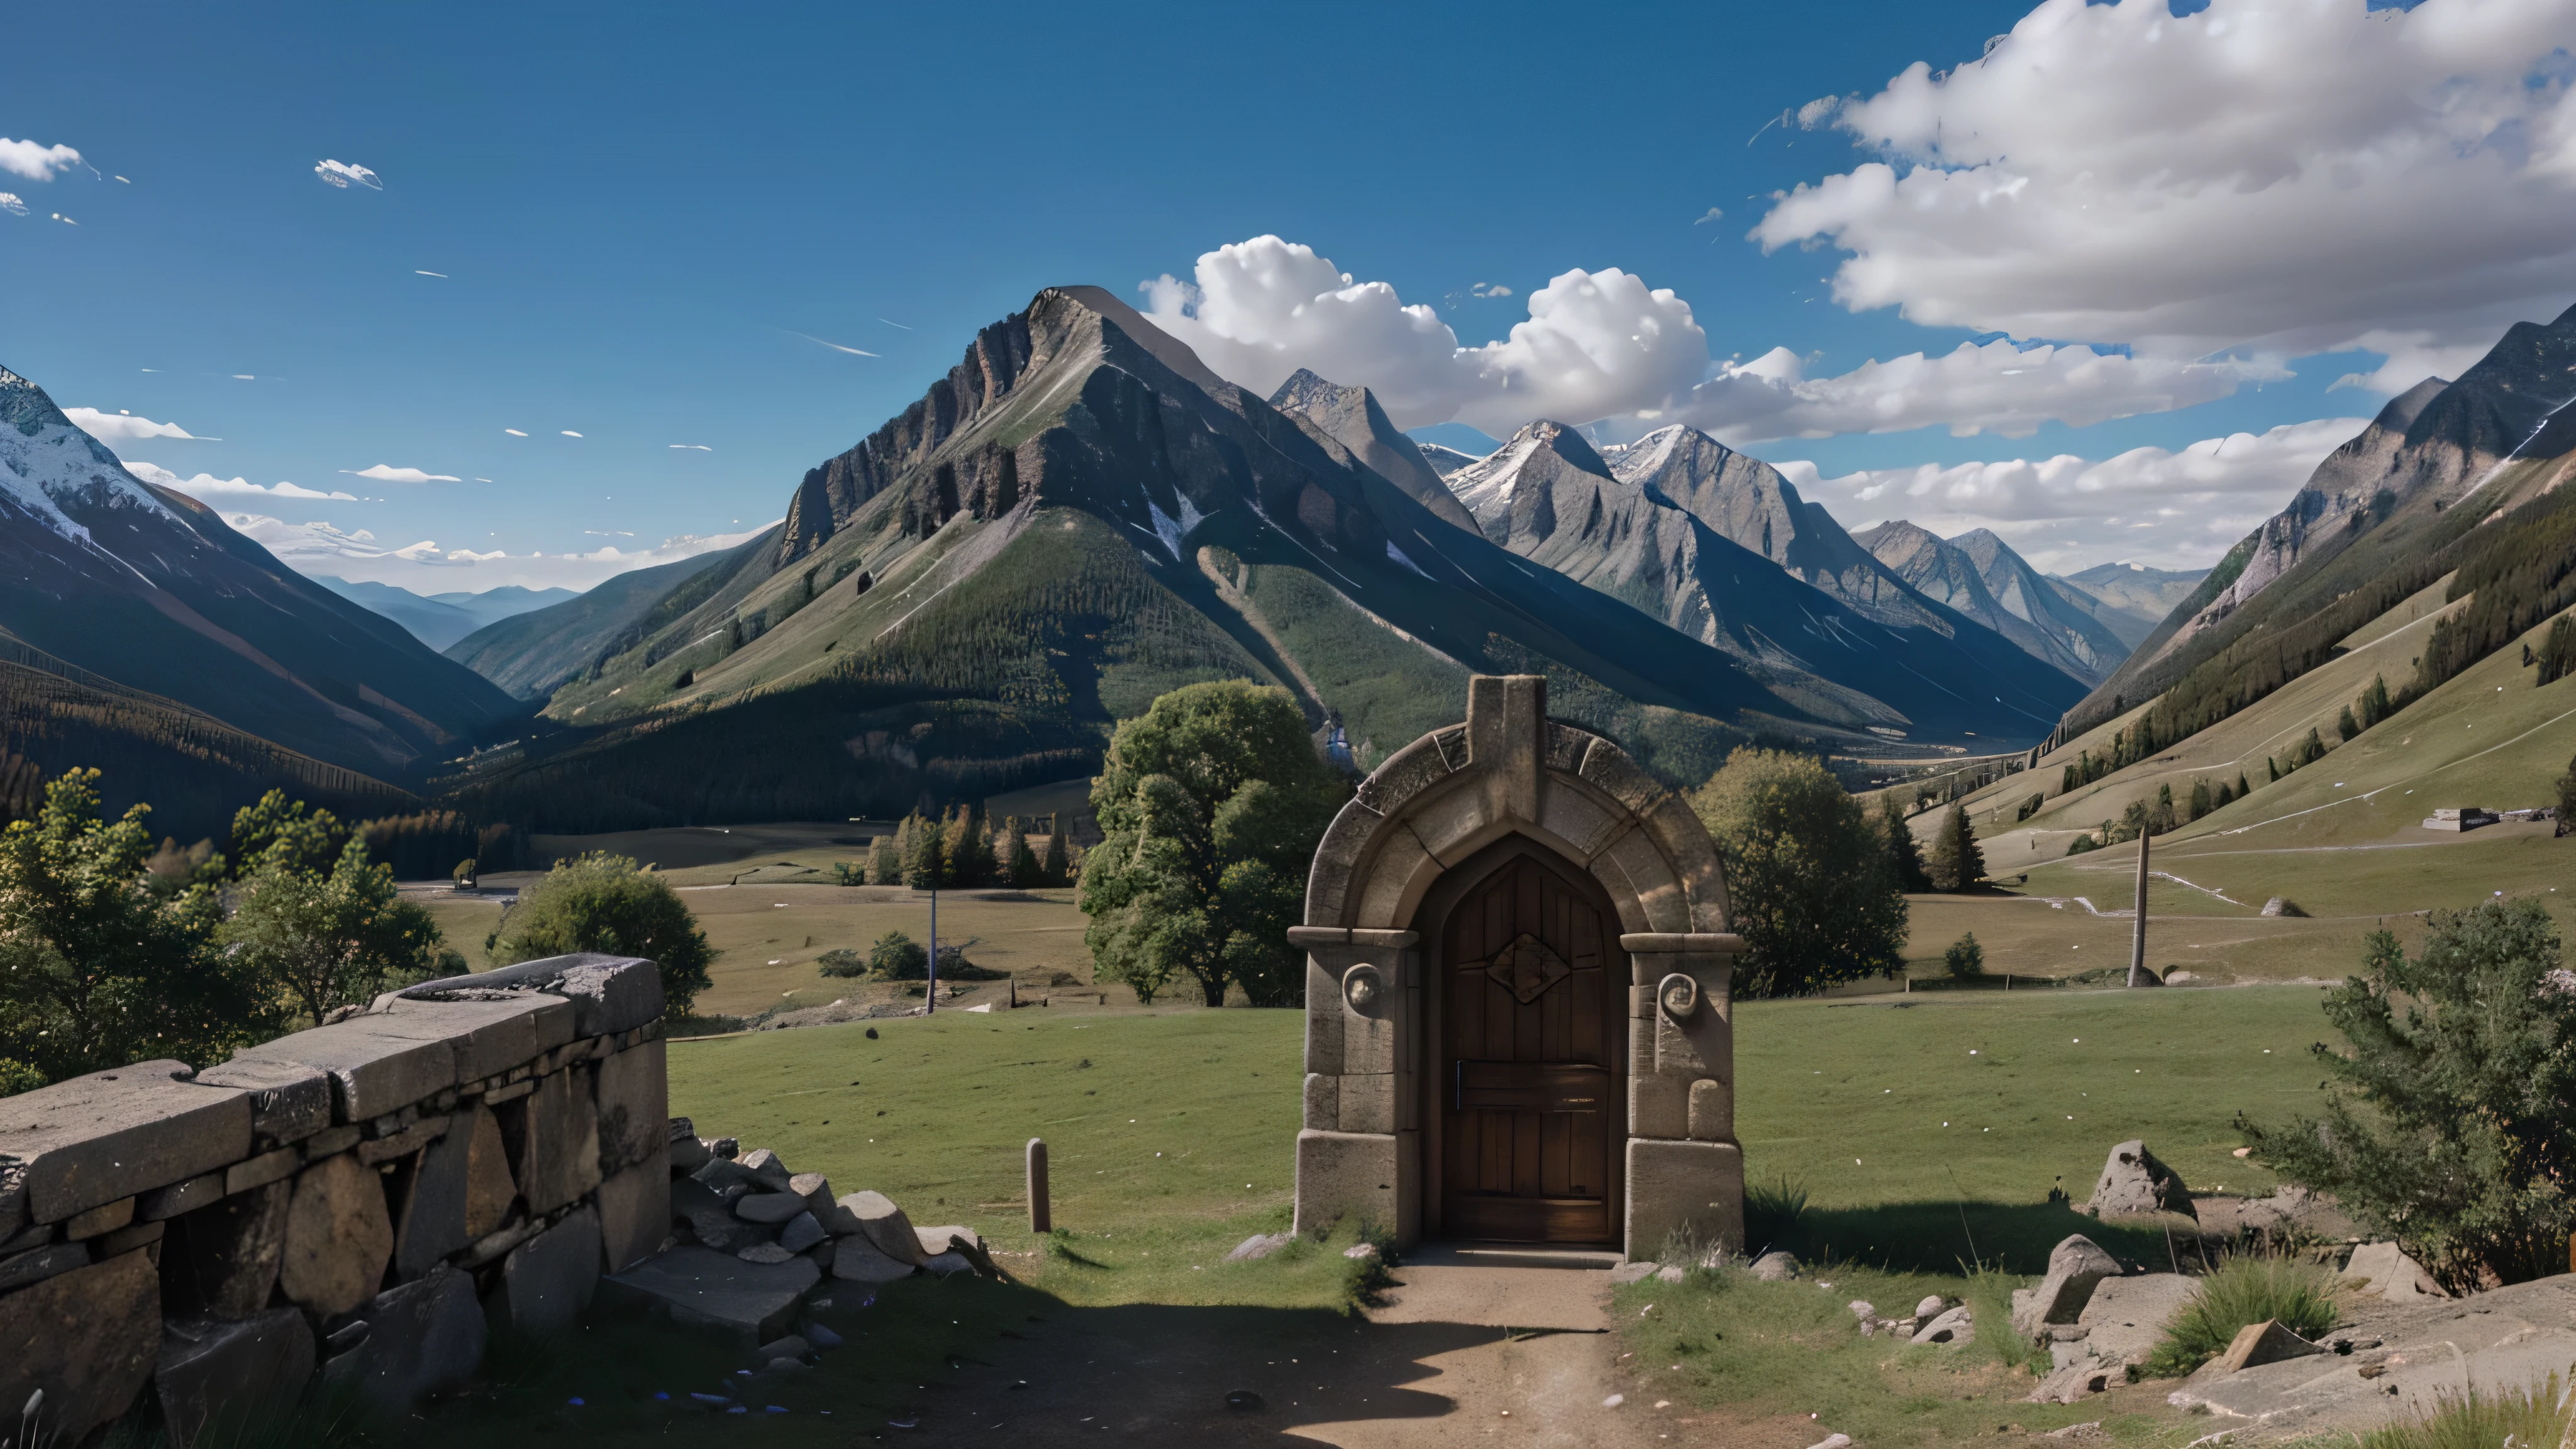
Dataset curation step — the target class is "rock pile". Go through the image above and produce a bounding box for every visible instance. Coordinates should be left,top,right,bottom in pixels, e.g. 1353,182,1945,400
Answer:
661,1119,999,1288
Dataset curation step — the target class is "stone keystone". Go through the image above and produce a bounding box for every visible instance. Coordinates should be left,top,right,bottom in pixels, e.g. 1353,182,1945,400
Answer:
2013,1235,2123,1341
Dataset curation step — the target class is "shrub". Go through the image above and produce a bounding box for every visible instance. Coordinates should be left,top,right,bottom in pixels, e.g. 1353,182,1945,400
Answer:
2014,792,2046,823
2065,831,2103,856
1943,933,1985,980
2358,1372,2576,1449
488,853,716,1014
1743,1175,1811,1255
866,930,928,980
816,948,865,977
2240,899,2576,1287
2141,1256,2338,1378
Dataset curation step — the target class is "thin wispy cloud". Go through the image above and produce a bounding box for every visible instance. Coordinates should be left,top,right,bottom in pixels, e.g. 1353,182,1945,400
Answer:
127,462,357,502
560,430,582,438
313,159,382,190
0,195,26,218
669,443,711,451
340,464,460,484
414,270,447,278
876,318,912,331
784,328,879,357
51,214,75,226
0,138,82,183
504,428,527,436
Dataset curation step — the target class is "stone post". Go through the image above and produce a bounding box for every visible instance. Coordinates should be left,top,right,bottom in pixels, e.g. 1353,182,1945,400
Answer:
1288,926,1419,1245
1026,1138,1050,1235
1619,931,1746,1263
2128,830,2150,987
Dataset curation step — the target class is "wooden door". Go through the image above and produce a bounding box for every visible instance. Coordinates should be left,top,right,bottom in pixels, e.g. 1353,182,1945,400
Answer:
1439,853,1618,1242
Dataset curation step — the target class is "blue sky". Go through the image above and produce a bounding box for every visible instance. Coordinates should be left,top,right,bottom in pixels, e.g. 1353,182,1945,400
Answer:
7,0,2572,587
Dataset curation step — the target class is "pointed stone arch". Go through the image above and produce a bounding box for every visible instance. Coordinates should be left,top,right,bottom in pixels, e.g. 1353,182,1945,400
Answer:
1291,675,1745,1258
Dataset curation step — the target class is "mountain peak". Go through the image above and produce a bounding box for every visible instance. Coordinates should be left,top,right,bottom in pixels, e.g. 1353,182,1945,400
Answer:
1265,369,1479,531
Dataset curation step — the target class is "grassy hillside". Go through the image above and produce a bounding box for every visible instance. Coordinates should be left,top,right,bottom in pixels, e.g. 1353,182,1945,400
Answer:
445,542,755,700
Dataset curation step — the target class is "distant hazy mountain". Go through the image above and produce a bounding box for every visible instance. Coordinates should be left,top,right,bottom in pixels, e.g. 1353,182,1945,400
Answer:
311,577,577,651
1448,421,2084,735
1854,521,2133,684
2046,562,2209,650
443,286,2085,833
443,545,749,700
0,364,520,780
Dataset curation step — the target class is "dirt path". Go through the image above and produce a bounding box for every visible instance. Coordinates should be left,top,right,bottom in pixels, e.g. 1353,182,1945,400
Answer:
895,1249,1789,1446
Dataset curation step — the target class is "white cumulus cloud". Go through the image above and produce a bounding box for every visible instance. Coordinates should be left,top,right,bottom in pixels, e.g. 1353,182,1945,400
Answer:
0,139,82,182
1755,0,2576,385
1777,415,2370,572
1140,234,2270,443
63,408,213,451
341,464,460,484
0,194,26,218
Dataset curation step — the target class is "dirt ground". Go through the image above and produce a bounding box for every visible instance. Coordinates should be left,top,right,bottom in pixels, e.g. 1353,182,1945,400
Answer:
892,1250,1786,1447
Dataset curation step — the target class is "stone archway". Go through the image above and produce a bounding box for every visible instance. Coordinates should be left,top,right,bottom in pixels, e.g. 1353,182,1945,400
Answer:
1290,675,1743,1260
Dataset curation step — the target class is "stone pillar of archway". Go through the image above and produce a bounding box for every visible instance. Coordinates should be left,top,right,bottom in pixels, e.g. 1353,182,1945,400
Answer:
1290,675,1744,1260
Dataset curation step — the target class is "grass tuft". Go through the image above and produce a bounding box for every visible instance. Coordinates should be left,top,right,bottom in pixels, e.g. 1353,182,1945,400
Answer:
2143,1255,2340,1378
2357,1370,2576,1449
1745,1175,1811,1257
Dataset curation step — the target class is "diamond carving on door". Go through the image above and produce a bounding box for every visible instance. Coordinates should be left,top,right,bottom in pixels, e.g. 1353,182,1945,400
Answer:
1440,853,1619,1243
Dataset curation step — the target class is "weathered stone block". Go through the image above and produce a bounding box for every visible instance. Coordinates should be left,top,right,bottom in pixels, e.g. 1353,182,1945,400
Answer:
393,1108,477,1280
1404,779,1496,864
1292,1129,1396,1238
161,1179,289,1319
736,1191,807,1224
1302,1072,1338,1131
221,1021,457,1126
280,1153,393,1318
1628,1072,1688,1141
1597,825,1690,933
508,1067,601,1215
1338,1074,1394,1136
777,1212,824,1254
1536,779,1623,861
64,1195,135,1240
595,1158,668,1273
399,954,662,1038
97,1219,162,1258
0,1061,251,1224
191,1058,330,1146
1353,733,1453,816
830,1233,914,1284
738,1147,792,1189
1303,960,1345,1074
592,1038,667,1177
1350,822,1434,929
1686,1077,1732,1142
377,994,575,1082
2012,1235,2122,1341
358,1114,448,1166
460,1104,515,1239
599,1245,819,1345
156,1309,314,1448
0,1242,88,1293
1623,1138,1743,1264
139,1172,225,1223
491,1206,601,1335
218,1147,294,1198
838,1191,926,1267
1575,734,1665,816
320,1265,485,1409
0,1248,160,1444
1303,801,1382,925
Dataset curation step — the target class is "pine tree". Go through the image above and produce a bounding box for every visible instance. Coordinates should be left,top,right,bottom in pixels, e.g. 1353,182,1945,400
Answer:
2237,771,2251,798
2338,705,2362,742
903,812,944,889
869,830,902,886
1006,823,1042,888
1877,792,1931,892
1043,818,1070,887
1927,805,1984,892
2189,779,2213,821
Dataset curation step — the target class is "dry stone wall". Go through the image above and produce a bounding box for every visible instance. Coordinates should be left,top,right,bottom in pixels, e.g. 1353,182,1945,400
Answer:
0,953,669,1446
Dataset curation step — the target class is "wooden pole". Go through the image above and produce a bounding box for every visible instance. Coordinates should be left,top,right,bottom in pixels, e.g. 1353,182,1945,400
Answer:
1027,1138,1051,1234
2128,830,2150,987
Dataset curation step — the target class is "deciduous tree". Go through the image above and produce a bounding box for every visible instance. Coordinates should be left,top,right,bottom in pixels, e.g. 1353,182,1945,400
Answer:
223,835,441,1027
1689,748,1906,998
489,853,716,1015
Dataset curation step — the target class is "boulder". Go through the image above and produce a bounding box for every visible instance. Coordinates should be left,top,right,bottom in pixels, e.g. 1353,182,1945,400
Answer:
1750,1250,1799,1281
2198,1319,2323,1378
684,1202,768,1253
840,1191,927,1267
735,1191,809,1225
776,1212,826,1255
1913,1304,1974,1345
2076,1274,2201,1369
279,1153,394,1318
162,1179,291,1319
0,1248,160,1446
2026,1360,2113,1404
693,1157,759,1194
667,1121,712,1175
2341,1241,2447,1299
601,1244,821,1344
155,1309,315,1448
2013,1235,2123,1340
789,1172,833,1210
923,1251,974,1277
1915,1294,1947,1320
738,1149,792,1191
489,1207,602,1335
319,1265,486,1409
738,1242,797,1265
830,1234,916,1284
2087,1140,2195,1218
